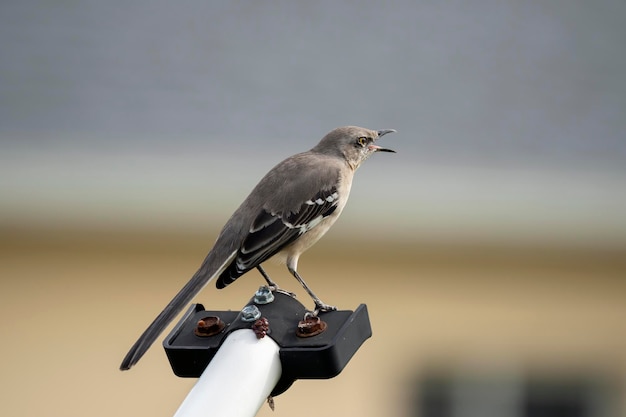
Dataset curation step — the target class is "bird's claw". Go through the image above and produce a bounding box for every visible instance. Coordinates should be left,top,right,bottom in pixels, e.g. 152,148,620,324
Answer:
274,288,297,298
310,303,337,317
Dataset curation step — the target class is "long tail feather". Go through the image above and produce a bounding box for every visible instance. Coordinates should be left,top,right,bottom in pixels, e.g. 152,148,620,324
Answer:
119,251,236,370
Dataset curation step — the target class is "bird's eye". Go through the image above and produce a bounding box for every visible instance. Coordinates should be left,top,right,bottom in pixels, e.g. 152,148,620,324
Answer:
357,137,368,147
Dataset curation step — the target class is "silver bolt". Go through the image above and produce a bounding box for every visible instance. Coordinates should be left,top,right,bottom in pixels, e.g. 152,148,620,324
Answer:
254,286,275,304
240,304,261,322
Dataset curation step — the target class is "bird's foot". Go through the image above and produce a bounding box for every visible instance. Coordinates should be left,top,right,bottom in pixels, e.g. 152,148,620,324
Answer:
274,287,297,298
310,302,337,316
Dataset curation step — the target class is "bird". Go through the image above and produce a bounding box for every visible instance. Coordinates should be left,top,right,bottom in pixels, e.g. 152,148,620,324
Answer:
120,126,396,370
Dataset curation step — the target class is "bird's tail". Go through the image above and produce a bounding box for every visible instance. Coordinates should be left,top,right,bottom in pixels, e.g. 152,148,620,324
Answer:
119,250,236,370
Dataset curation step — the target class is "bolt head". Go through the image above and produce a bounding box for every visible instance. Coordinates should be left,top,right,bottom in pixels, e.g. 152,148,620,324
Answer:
240,304,262,322
254,286,275,304
296,315,327,337
194,316,225,337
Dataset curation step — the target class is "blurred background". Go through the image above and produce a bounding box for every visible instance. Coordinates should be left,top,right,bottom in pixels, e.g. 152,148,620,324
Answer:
1,1,625,416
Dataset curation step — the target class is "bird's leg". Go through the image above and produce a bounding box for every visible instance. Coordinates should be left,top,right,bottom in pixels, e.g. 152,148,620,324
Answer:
256,265,296,298
287,267,337,313
256,265,277,288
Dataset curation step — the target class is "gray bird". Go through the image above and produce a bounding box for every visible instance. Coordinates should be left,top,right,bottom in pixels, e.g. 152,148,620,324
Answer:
120,126,395,370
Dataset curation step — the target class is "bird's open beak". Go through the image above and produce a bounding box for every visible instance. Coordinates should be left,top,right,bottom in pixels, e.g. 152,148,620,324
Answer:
370,129,396,153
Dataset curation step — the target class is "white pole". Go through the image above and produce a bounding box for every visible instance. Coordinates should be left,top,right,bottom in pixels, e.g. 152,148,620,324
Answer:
173,329,282,417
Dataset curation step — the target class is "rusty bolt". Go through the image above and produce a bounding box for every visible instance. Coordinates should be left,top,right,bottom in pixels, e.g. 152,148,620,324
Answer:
254,286,275,305
194,316,225,337
296,315,327,337
252,317,270,339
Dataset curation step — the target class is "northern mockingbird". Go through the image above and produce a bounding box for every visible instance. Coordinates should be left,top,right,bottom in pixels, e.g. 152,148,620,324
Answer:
120,126,395,370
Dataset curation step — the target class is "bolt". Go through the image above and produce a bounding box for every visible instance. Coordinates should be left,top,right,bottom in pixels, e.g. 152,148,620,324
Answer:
240,304,261,322
194,316,225,337
296,315,327,337
254,286,275,305
252,317,270,339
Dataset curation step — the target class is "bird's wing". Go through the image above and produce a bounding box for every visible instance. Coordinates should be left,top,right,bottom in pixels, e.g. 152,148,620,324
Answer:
216,186,339,288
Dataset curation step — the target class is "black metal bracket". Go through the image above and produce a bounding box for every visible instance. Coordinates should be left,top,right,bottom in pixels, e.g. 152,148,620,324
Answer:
163,291,372,396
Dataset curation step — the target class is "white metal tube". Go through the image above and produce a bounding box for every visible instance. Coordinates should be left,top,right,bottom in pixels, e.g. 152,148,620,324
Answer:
173,329,282,417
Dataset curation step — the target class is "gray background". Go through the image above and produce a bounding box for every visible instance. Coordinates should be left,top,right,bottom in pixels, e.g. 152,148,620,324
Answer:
2,0,625,246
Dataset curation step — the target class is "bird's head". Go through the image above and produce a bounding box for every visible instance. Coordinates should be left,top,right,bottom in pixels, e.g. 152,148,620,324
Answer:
313,126,396,170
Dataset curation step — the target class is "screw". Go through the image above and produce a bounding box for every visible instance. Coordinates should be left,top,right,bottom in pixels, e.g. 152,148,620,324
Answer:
254,286,275,304
194,316,225,337
240,304,261,322
296,315,327,337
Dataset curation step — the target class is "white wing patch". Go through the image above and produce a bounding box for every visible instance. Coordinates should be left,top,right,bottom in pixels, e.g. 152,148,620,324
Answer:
281,214,324,234
300,215,324,233
286,191,339,234
232,186,340,278
305,191,339,206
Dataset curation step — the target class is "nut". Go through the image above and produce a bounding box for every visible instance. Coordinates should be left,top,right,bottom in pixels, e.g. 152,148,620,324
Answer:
254,286,275,304
240,304,262,322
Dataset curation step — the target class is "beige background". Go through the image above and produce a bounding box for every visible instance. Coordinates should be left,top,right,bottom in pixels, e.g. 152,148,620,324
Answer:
2,225,624,416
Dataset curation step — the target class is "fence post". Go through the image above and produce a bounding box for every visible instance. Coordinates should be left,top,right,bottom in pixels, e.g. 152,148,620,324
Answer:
173,329,281,417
